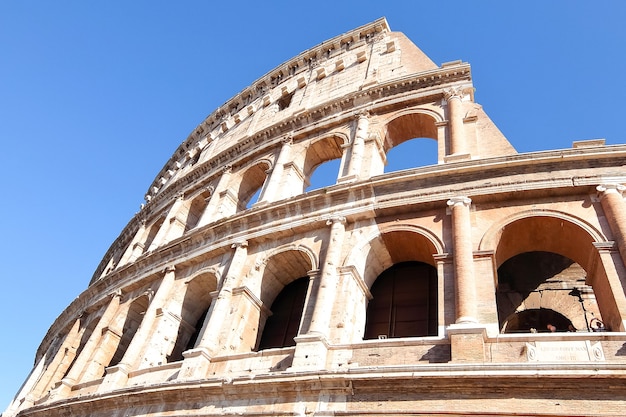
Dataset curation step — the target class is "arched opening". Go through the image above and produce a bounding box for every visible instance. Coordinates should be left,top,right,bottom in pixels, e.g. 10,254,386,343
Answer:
62,315,99,378
143,217,165,251
238,163,268,210
497,251,601,333
364,261,438,339
107,294,149,370
492,216,617,332
503,308,574,333
306,158,341,191
167,272,217,362
258,277,308,349
303,136,344,192
383,112,438,171
184,189,212,232
384,138,438,172
362,229,439,287
254,249,314,351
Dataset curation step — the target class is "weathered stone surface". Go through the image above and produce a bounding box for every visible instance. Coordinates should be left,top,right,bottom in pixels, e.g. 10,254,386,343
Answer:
6,17,626,417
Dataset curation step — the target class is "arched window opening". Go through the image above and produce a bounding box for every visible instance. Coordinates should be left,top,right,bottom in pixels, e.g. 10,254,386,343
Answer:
497,251,602,333
107,295,149,371
143,217,165,252
364,261,438,339
184,189,212,232
504,309,573,333
258,277,308,350
167,273,216,362
183,307,210,352
384,137,438,172
62,316,99,379
306,158,341,191
303,136,344,192
245,188,262,209
238,163,268,210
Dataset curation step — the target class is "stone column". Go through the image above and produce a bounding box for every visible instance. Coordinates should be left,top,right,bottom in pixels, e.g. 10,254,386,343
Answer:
590,242,626,332
118,221,147,265
178,241,248,379
100,266,177,391
291,215,346,370
258,136,292,203
308,215,347,334
195,186,215,228
148,194,186,251
447,196,477,323
26,319,81,403
444,88,468,157
597,183,626,269
446,196,486,363
52,292,122,398
200,166,235,223
346,113,369,179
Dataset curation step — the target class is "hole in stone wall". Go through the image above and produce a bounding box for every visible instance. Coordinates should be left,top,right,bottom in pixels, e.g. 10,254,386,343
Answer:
277,92,294,111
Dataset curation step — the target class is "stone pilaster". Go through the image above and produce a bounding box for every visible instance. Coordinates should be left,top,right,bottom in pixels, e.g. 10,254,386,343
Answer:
446,196,487,362
27,320,81,403
148,194,186,251
443,88,469,159
118,220,147,265
591,242,626,332
291,215,346,370
346,113,369,180
52,292,122,398
258,136,292,203
447,196,477,324
198,166,233,225
597,183,626,270
178,241,248,379
100,266,177,391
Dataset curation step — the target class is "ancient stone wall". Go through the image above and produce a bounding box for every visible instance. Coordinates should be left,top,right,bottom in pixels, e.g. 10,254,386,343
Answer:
6,18,626,417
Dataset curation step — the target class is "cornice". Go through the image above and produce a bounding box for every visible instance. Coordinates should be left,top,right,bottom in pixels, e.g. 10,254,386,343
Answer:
17,362,626,417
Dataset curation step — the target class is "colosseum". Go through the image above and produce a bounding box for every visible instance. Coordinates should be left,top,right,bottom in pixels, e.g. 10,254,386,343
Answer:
5,18,626,417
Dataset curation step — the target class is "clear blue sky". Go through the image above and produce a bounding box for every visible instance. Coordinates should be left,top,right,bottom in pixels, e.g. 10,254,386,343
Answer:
1,1,625,409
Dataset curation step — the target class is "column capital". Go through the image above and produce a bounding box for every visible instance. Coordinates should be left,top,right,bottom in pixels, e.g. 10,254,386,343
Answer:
163,265,176,274
221,165,232,174
443,86,465,102
281,134,293,145
597,183,625,198
231,240,248,249
203,185,215,196
109,289,123,300
356,111,370,121
447,196,472,208
325,214,347,226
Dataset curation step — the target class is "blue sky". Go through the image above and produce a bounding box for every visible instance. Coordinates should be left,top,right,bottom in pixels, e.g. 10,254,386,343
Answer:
1,1,625,409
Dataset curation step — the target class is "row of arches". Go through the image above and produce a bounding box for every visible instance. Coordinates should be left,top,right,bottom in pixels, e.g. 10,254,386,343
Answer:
102,111,445,276
40,209,623,404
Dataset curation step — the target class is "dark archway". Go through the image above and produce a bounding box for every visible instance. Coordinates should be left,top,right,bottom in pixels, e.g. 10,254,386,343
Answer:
496,251,601,333
502,308,573,333
364,261,437,339
258,277,308,350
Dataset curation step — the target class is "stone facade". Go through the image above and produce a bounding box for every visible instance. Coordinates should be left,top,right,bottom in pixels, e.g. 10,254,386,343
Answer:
6,18,626,417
